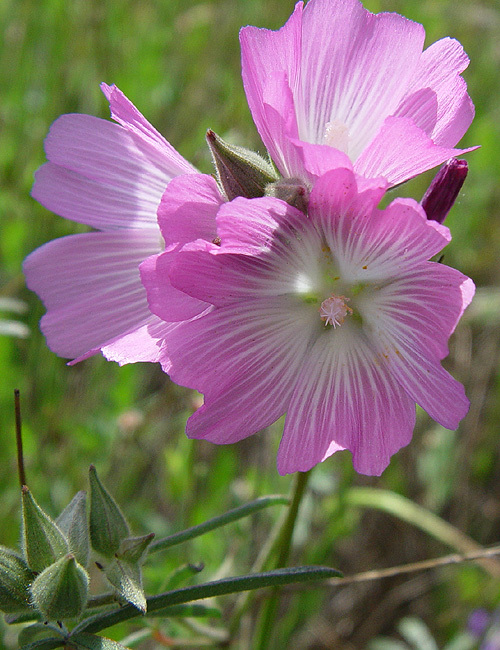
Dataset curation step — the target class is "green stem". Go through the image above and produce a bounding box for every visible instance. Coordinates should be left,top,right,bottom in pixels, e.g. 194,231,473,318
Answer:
149,495,289,553
254,469,312,650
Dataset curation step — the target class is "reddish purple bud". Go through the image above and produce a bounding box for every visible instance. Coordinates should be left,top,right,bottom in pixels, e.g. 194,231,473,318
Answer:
421,159,468,223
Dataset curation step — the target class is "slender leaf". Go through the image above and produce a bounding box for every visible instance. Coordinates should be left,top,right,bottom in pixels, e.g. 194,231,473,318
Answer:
72,565,340,635
147,602,221,618
19,639,65,650
68,633,129,650
18,623,63,647
150,495,289,553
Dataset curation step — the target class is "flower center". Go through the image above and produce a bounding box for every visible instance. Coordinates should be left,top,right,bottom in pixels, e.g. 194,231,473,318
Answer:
323,120,350,155
319,294,352,328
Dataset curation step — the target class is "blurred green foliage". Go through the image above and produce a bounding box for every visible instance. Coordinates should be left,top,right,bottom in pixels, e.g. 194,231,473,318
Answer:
1,0,500,647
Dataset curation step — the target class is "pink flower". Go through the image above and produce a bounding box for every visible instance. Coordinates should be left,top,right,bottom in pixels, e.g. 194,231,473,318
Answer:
240,0,475,187
142,167,474,475
23,84,199,365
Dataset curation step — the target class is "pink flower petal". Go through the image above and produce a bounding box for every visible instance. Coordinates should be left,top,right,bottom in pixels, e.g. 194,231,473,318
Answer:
279,325,415,476
398,38,474,146
23,230,161,361
354,116,476,187
140,248,211,322
101,83,197,178
166,298,315,443
157,173,223,245
241,0,475,186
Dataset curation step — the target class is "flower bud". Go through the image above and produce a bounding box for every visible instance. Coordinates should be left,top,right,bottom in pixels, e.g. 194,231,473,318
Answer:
421,159,468,224
206,129,279,201
30,554,89,621
265,177,309,213
0,545,34,613
89,465,129,558
117,533,155,565
56,491,90,568
21,486,69,572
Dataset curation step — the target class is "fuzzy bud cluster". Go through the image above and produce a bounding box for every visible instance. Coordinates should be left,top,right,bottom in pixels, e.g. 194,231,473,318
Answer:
0,467,153,626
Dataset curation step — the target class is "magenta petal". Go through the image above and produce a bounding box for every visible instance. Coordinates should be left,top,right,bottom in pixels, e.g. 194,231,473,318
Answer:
100,83,196,178
23,230,160,361
165,298,314,443
279,326,415,476
400,38,474,146
354,116,476,186
157,173,223,245
140,248,210,322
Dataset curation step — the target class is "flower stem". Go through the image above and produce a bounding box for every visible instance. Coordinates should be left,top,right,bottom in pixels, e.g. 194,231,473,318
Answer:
254,469,312,650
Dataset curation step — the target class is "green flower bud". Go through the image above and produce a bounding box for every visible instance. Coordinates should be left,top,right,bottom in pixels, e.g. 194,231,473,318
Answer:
265,177,309,214
56,491,90,568
102,555,146,613
206,129,279,201
89,466,129,558
0,545,35,613
30,554,89,621
117,533,155,565
22,486,69,572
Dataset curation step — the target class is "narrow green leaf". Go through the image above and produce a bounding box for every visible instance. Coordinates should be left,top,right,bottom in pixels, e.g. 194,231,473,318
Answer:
18,623,64,647
68,633,129,649
73,565,341,635
22,487,69,572
89,466,129,558
56,492,90,568
163,562,205,590
150,495,289,553
147,602,221,618
19,639,65,650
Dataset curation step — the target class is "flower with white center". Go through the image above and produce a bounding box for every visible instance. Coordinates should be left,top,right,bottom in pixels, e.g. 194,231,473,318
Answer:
23,83,204,365
141,167,474,475
240,0,475,187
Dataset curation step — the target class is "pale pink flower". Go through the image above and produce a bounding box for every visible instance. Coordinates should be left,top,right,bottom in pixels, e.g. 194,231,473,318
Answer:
24,84,199,364
240,0,475,187
141,167,474,475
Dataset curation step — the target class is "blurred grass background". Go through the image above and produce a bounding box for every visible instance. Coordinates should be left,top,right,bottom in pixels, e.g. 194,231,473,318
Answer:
1,0,500,647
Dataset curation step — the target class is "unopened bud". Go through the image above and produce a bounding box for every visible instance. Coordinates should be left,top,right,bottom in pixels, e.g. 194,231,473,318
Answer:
117,533,155,565
56,491,90,568
30,554,89,621
421,159,468,224
89,466,129,558
206,129,279,200
0,546,34,613
265,177,309,214
21,486,69,572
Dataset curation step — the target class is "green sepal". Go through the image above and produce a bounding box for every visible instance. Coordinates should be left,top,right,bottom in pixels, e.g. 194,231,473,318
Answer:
0,545,35,613
22,487,69,572
117,533,154,565
56,491,90,568
30,554,89,621
265,177,309,213
68,633,129,649
206,129,279,201
89,466,129,558
100,555,146,613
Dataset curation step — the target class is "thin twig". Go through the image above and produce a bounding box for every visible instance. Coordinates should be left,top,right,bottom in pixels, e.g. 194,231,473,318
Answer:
325,544,500,587
14,389,26,487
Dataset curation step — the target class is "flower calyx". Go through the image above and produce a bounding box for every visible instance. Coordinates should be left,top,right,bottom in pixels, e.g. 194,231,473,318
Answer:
206,129,279,201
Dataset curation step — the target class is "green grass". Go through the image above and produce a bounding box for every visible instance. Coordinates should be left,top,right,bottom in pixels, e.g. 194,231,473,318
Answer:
1,0,500,647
